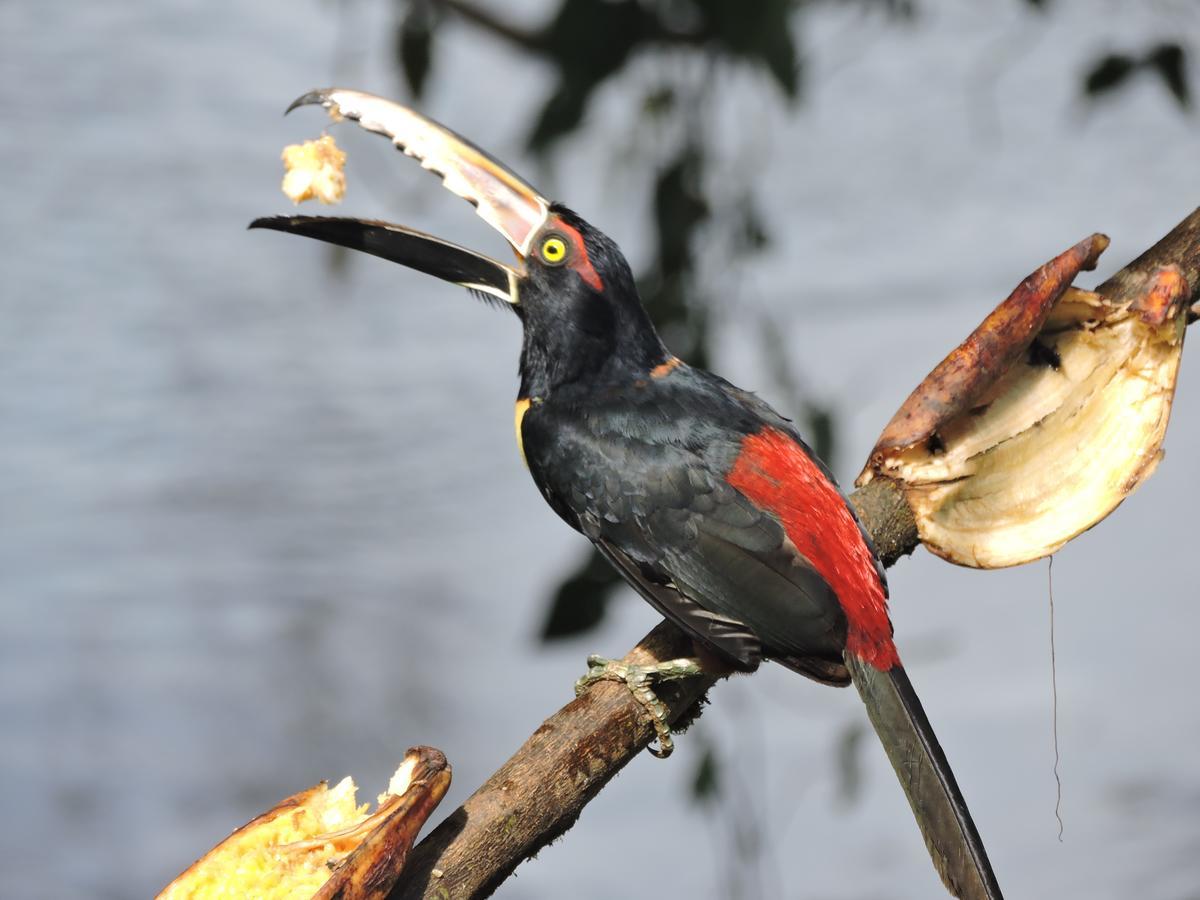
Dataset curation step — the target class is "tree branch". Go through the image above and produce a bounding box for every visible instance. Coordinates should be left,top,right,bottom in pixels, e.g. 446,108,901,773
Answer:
390,206,1200,900
391,618,713,899
391,480,911,900
1098,206,1200,306
431,0,721,58
432,0,547,54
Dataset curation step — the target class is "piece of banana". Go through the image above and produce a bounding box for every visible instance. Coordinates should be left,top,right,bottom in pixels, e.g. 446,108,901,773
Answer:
858,235,1189,569
281,134,347,205
157,746,450,900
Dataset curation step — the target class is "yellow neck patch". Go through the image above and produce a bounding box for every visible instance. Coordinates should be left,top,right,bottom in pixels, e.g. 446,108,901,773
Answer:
514,398,532,468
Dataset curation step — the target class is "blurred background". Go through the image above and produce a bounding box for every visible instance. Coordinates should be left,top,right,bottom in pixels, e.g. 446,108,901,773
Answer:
3,1,1200,897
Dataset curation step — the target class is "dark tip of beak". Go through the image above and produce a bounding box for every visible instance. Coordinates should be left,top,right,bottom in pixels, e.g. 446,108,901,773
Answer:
285,90,328,116
248,215,518,304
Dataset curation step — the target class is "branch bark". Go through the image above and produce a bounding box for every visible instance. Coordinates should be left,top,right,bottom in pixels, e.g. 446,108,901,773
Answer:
389,207,1200,900
1098,205,1200,306
432,0,547,54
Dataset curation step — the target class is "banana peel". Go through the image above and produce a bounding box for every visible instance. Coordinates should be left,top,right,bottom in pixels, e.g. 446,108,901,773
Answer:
157,746,450,900
857,234,1190,568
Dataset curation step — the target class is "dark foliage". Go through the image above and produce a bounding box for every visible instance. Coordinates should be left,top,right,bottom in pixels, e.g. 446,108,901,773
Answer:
539,544,618,639
1083,52,1138,98
690,744,721,803
396,1,436,98
1147,42,1191,109
1083,40,1191,110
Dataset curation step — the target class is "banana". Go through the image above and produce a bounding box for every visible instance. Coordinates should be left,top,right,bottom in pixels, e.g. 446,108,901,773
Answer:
281,134,347,206
157,747,449,900
858,235,1189,569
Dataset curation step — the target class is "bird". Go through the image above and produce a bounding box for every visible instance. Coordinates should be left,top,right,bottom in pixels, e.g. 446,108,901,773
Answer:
251,88,1003,900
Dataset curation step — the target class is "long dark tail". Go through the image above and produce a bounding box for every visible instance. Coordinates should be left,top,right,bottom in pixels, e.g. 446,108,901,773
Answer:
847,654,1003,900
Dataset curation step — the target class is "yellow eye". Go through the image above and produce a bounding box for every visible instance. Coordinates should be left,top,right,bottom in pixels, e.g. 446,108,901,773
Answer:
541,236,568,264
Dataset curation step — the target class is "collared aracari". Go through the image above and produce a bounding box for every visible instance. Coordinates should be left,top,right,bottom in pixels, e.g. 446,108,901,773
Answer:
251,89,1003,900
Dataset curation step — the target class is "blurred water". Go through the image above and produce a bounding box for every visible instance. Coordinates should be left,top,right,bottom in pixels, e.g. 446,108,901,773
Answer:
2,2,1199,898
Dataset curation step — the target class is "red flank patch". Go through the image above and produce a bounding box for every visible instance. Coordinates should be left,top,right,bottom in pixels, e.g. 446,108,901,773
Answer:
727,427,898,670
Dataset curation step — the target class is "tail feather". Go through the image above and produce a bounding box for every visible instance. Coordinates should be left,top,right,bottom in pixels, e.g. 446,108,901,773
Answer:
847,655,1003,900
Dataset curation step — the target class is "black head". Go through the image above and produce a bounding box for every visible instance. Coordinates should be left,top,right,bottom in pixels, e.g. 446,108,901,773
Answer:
249,89,668,402
515,205,667,399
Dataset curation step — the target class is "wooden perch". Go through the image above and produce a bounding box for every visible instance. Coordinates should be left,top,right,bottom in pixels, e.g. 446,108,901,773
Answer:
1098,205,1200,306
389,206,1200,900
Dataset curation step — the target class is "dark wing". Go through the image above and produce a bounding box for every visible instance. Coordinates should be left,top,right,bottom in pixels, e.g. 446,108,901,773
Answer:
592,538,764,670
638,465,850,671
523,378,850,675
717,378,890,600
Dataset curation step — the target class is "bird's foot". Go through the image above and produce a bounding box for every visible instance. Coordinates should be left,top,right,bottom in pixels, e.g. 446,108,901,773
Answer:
574,654,705,758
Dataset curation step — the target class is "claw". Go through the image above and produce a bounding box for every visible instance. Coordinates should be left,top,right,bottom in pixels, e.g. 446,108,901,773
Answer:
574,655,704,758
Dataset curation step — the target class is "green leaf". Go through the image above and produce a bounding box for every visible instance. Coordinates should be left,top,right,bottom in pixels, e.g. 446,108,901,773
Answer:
539,547,622,640
690,746,721,804
1146,42,1190,109
653,144,709,278
695,0,801,97
1082,53,1137,98
735,195,771,254
529,0,653,149
642,86,676,118
804,404,836,467
396,3,435,99
834,720,867,807
528,82,591,151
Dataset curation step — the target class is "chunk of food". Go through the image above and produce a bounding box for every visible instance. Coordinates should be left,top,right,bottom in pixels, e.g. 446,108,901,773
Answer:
158,746,450,900
281,134,347,205
858,233,1189,569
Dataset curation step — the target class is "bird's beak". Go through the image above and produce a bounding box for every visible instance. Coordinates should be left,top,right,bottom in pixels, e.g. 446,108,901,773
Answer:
249,88,552,306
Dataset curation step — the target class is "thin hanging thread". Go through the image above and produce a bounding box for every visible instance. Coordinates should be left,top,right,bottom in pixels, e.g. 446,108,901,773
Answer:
1048,555,1064,841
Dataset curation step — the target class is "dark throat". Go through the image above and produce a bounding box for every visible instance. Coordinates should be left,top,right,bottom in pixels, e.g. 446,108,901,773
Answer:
517,290,668,400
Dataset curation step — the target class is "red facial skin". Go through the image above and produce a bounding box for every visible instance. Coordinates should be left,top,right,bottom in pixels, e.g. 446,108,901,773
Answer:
551,218,604,292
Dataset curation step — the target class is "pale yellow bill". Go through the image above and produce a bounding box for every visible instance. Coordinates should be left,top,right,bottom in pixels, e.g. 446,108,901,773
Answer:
289,88,550,255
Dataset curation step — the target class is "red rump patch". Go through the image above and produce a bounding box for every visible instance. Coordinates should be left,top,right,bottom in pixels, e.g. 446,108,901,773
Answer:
727,427,899,670
554,220,604,292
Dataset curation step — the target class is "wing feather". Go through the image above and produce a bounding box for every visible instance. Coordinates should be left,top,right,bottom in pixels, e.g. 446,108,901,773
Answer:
522,367,856,674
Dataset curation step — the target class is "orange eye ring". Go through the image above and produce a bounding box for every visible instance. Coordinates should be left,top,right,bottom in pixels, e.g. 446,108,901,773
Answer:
540,235,568,264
